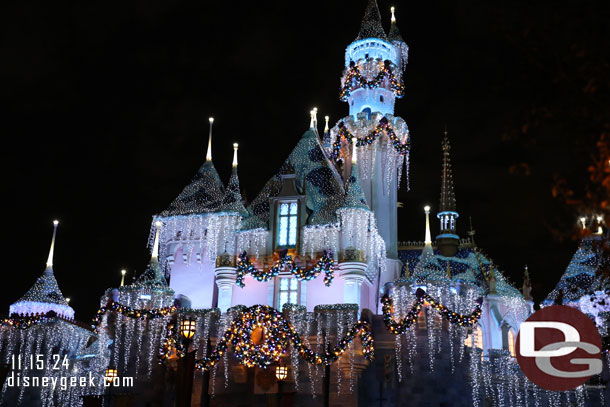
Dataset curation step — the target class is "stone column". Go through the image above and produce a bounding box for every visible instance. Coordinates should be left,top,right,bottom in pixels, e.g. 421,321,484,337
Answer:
339,250,368,309
215,253,236,313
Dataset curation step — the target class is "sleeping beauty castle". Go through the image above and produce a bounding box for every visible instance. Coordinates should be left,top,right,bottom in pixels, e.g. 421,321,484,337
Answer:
0,1,608,406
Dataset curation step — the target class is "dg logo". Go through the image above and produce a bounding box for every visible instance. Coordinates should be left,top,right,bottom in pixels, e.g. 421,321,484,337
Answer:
516,305,603,391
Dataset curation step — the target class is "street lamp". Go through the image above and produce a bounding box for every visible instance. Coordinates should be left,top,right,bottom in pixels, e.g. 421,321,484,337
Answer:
105,366,118,385
275,364,288,381
276,362,288,407
180,318,197,341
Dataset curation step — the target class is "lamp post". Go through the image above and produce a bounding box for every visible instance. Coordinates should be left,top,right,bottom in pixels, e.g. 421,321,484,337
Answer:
275,362,288,407
104,365,118,406
177,318,197,407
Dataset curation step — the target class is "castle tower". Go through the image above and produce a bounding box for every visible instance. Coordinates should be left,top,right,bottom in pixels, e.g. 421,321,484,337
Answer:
436,131,460,257
331,0,410,262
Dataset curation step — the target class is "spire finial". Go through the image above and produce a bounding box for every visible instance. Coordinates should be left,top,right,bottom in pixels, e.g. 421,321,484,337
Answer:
351,137,358,165
324,116,330,133
46,220,59,269
206,117,214,162
309,110,315,128
424,205,432,245
120,269,127,287
151,221,162,260
391,6,396,23
232,143,239,168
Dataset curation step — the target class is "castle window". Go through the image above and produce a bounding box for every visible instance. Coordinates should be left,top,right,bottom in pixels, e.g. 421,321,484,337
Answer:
277,202,298,248
380,95,384,102
276,277,299,309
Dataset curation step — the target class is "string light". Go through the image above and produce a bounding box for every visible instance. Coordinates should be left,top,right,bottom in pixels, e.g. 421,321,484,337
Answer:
236,251,335,287
381,288,483,334
330,116,410,161
194,305,374,371
340,59,404,101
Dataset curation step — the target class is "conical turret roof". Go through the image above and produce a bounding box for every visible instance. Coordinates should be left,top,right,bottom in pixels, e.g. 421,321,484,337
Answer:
218,144,248,216
160,119,225,217
160,160,225,216
355,0,388,41
132,222,170,289
10,221,74,319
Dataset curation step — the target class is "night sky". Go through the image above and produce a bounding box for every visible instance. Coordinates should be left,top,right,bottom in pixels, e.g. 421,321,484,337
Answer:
2,1,606,320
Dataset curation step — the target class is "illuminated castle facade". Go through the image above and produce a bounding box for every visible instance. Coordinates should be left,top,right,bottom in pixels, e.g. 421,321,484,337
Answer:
0,1,607,406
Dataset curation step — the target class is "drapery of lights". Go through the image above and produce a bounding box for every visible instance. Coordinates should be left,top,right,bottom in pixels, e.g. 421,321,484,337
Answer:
158,319,184,363
381,288,483,334
193,305,374,370
235,251,335,288
340,59,404,100
330,117,409,163
91,302,177,332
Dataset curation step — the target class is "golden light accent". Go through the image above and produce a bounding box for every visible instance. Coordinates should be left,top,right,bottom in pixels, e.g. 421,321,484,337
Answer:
233,143,239,167
275,364,288,381
105,367,118,384
180,318,197,340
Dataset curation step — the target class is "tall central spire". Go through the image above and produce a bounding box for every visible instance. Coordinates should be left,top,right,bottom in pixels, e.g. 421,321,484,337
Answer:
436,129,460,257
439,130,456,212
355,0,387,41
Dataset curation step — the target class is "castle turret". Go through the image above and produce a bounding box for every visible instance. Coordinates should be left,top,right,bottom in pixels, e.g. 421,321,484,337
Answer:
9,220,75,319
436,130,460,257
330,0,410,264
343,0,403,116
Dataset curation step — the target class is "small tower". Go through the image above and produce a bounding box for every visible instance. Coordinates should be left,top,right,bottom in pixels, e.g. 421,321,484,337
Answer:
343,0,403,117
9,220,75,319
436,130,460,257
332,0,410,261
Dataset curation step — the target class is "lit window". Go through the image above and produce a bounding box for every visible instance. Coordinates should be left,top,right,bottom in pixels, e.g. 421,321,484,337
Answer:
139,294,152,300
464,325,483,350
508,329,516,357
277,277,299,310
277,202,298,248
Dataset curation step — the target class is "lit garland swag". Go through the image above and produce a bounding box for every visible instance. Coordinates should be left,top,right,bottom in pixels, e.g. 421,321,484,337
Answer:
340,59,404,101
91,302,177,332
382,288,483,334
194,305,374,370
236,250,335,288
1,314,52,329
330,117,410,163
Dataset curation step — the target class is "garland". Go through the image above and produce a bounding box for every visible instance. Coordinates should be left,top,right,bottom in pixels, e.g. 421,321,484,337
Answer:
330,117,409,162
1,315,49,329
236,250,335,288
381,288,483,334
91,302,176,332
194,305,374,370
158,319,184,363
340,60,404,100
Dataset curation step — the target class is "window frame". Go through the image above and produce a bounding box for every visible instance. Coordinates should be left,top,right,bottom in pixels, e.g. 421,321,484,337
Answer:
274,275,300,310
275,200,299,249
